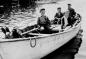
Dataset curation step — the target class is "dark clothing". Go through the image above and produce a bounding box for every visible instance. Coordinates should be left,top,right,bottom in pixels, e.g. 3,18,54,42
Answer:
1,27,10,35
54,12,64,29
12,29,22,38
67,8,76,26
37,16,51,33
67,17,73,26
68,8,76,18
61,18,65,29
55,12,63,18
54,12,64,24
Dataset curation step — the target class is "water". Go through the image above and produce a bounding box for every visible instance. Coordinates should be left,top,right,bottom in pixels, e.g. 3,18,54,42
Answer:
38,0,86,59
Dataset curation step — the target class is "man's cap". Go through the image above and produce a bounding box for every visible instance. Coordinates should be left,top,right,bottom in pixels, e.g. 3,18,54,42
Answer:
40,8,45,12
57,7,61,9
68,4,71,6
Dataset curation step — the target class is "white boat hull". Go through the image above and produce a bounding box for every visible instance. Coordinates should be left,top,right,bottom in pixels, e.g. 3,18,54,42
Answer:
0,23,81,59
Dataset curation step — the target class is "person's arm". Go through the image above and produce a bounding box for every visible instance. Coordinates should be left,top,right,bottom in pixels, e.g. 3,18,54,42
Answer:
46,17,51,25
60,13,64,20
73,14,81,26
54,13,59,19
54,13,60,19
54,13,57,18
78,14,81,21
55,13,62,20
72,9,76,17
37,17,41,29
37,17,40,25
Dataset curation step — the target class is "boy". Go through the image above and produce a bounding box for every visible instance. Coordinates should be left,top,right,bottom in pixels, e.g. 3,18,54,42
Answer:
37,8,51,33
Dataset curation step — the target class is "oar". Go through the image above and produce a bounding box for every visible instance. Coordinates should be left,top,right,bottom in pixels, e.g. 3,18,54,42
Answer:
21,28,38,35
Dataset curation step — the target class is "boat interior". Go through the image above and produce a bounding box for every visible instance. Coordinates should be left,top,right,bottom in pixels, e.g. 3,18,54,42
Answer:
20,16,81,38
0,13,81,40
0,0,82,40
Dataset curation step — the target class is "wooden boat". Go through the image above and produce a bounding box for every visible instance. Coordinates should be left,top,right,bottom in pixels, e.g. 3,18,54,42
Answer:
0,16,81,59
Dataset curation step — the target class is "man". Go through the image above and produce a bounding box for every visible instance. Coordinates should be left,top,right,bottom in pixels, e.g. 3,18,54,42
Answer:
37,8,51,33
67,4,76,26
54,7,64,24
68,4,76,18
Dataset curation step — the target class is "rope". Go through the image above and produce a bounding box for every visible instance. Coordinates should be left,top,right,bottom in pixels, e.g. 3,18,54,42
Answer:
30,38,37,48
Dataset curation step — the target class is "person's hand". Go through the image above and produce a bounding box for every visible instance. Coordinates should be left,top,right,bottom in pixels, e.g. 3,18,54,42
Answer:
6,32,10,35
39,27,44,31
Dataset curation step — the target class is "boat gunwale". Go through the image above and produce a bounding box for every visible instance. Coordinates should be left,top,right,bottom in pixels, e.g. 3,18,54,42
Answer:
0,22,81,43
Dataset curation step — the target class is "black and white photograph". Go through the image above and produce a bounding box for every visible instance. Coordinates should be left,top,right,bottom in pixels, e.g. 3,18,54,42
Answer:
0,0,85,59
